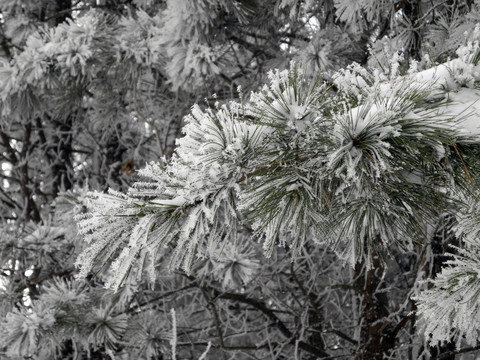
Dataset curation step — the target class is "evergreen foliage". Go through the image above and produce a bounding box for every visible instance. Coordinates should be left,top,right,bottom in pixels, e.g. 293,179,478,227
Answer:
2,1,480,359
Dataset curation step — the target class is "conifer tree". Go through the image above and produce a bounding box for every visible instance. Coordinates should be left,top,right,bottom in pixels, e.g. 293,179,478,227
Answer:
2,1,480,359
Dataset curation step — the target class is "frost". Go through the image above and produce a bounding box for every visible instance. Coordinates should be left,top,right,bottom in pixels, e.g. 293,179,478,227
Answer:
76,97,268,287
0,303,56,357
75,38,480,356
80,46,480,284
249,63,327,131
414,242,480,348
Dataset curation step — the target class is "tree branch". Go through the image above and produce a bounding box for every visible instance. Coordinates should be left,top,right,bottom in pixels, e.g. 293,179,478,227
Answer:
215,290,331,358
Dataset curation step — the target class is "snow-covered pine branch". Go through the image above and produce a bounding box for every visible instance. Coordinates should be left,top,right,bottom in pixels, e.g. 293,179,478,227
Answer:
76,24,480,347
77,27,480,281
76,98,269,288
414,190,480,347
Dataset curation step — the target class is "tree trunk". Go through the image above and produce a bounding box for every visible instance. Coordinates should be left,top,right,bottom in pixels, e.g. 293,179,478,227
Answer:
355,250,394,360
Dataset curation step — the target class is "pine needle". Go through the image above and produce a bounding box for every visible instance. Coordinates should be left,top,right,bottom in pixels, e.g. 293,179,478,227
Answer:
452,143,473,184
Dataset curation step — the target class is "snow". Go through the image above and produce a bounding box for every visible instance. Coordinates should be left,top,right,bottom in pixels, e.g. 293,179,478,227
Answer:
151,196,188,207
445,88,480,140
339,55,480,146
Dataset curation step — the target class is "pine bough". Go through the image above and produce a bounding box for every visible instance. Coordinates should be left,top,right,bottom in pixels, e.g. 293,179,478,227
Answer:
77,26,480,347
